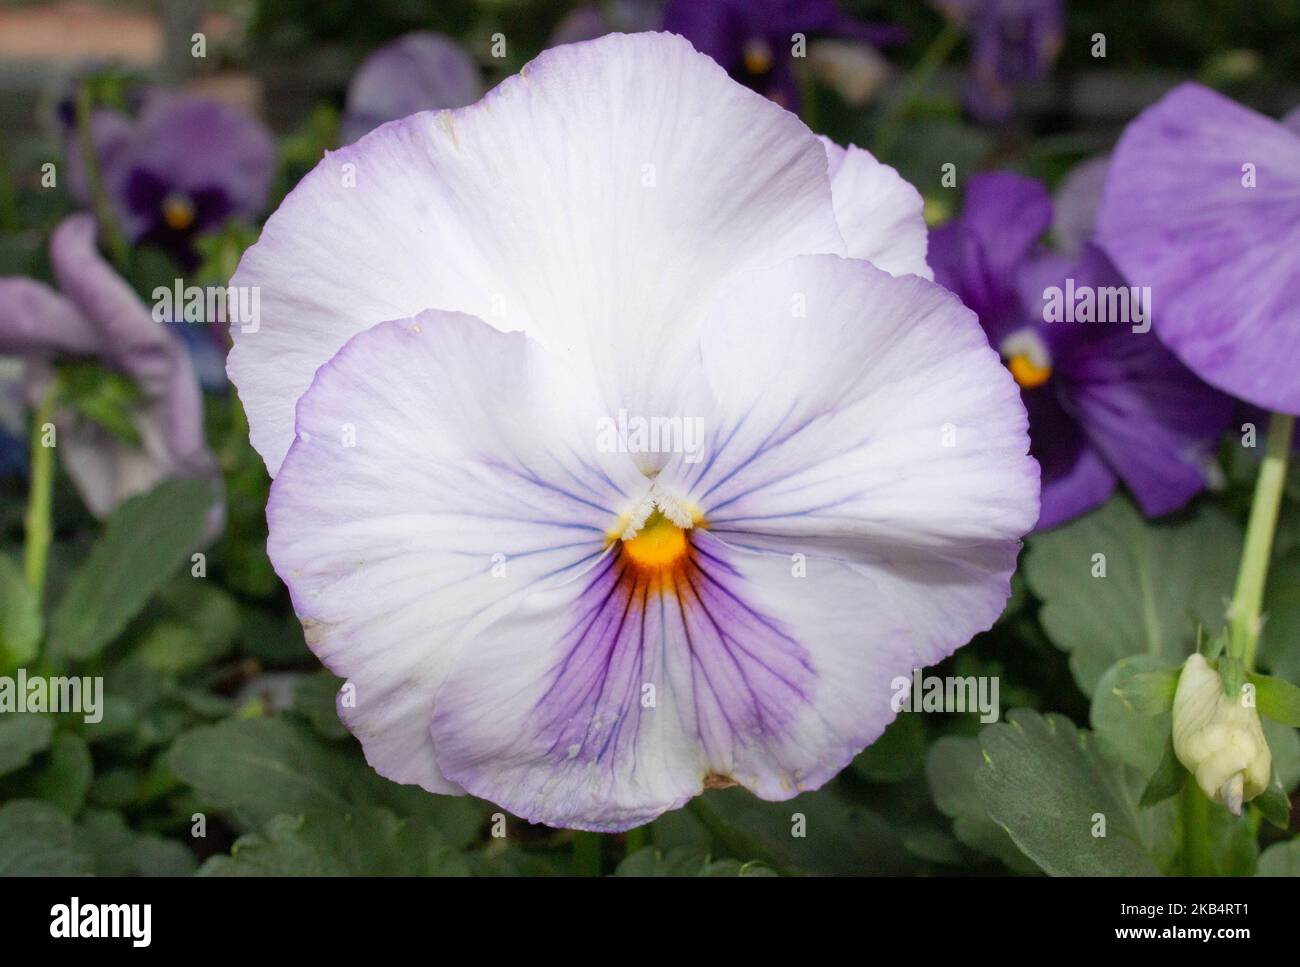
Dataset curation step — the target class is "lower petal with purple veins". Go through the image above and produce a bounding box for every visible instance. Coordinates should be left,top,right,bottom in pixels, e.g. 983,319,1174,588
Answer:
431,529,913,831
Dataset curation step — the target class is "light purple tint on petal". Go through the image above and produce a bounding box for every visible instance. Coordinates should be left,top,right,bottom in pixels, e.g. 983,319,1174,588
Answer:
267,310,648,794
1096,82,1300,415
431,530,913,831
659,254,1036,667
0,278,100,357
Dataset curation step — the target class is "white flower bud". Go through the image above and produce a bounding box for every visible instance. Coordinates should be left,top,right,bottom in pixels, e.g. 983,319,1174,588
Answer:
1172,654,1271,814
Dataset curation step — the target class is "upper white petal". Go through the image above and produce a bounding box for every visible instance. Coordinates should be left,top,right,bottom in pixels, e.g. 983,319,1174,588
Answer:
821,136,932,280
229,31,845,475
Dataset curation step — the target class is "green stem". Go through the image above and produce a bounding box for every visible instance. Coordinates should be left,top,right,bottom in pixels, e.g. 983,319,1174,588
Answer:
1228,412,1294,670
874,23,962,159
572,831,603,877
24,384,59,609
75,80,129,270
1181,781,1214,876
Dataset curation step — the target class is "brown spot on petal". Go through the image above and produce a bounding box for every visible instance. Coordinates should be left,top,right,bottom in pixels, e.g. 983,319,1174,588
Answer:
703,772,738,790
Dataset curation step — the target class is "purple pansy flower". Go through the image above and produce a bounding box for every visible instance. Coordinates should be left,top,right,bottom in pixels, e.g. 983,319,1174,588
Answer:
68,93,275,269
340,32,483,146
549,1,665,46
1096,83,1300,416
933,0,1065,122
227,33,1037,830
0,214,219,519
663,0,903,107
931,172,1229,530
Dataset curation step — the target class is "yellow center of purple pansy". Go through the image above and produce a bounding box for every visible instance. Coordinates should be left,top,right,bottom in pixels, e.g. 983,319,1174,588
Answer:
743,38,774,76
162,193,196,232
1001,330,1052,390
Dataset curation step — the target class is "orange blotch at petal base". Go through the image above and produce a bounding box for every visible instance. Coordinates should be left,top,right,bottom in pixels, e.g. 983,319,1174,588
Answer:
1007,353,1052,390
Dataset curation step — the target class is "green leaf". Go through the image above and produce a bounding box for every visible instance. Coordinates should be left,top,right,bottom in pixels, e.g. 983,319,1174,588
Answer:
1253,774,1291,830
48,479,214,660
167,716,365,825
57,361,143,446
1257,839,1300,876
851,712,925,782
292,671,349,740
79,809,197,876
0,713,55,776
1114,668,1180,716
925,736,1037,872
167,716,485,845
975,710,1163,875
689,785,921,875
613,846,773,877
198,808,469,876
135,622,209,673
0,799,93,875
1259,549,1300,682
30,731,93,815
1263,717,1300,792
1024,497,1242,695
0,554,41,672
1138,739,1186,808
1091,656,1174,775
1248,672,1300,727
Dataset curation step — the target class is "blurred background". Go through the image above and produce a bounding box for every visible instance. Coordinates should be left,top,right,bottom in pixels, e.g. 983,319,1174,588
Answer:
1,0,1299,877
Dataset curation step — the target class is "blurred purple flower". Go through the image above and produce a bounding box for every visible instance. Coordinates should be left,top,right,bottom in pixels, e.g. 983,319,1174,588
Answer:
931,172,1229,530
934,0,1064,122
1096,83,1300,416
68,93,275,269
663,0,903,108
0,214,220,520
341,32,483,145
550,1,665,45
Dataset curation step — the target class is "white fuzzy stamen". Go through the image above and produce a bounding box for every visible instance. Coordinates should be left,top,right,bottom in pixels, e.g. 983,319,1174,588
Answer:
619,483,695,540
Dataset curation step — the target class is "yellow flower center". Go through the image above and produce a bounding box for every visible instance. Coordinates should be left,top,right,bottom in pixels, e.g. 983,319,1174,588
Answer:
1007,353,1052,389
622,510,689,570
743,38,774,75
162,193,196,232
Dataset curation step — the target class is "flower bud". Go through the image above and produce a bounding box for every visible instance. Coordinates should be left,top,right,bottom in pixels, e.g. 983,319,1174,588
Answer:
1172,654,1271,814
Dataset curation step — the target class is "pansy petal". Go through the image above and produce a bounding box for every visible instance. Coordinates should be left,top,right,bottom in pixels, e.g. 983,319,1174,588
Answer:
430,530,913,831
229,31,845,475
50,214,211,473
1024,386,1116,530
821,137,931,279
1285,105,1300,136
109,93,275,237
0,278,99,357
1096,82,1300,414
930,171,1051,341
341,32,483,145
1033,247,1230,519
658,254,1038,665
1051,154,1109,258
267,311,649,792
